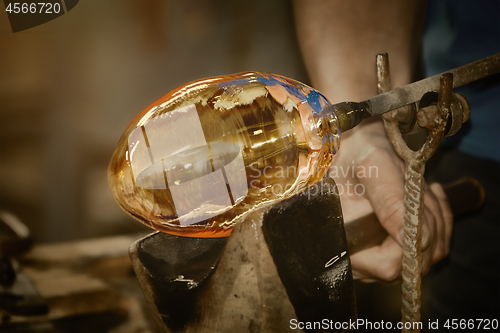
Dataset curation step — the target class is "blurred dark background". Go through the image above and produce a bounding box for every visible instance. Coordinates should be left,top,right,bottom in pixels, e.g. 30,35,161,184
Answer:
0,0,309,243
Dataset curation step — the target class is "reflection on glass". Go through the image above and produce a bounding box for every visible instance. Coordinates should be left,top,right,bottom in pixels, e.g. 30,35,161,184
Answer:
109,72,341,237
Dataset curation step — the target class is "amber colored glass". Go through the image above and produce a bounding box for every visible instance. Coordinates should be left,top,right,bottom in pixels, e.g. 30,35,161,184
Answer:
108,72,340,238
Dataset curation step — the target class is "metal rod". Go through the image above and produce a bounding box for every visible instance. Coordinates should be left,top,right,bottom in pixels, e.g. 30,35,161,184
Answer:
400,161,425,333
366,52,500,116
335,52,500,132
376,54,425,332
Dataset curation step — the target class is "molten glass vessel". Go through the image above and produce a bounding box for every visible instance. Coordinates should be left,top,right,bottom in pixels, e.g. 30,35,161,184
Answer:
109,72,341,237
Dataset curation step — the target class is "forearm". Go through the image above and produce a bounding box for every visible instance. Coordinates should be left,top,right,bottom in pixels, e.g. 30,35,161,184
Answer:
293,0,426,103
293,1,453,283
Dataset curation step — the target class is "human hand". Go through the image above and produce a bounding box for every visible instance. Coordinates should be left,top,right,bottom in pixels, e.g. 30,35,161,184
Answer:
330,117,453,283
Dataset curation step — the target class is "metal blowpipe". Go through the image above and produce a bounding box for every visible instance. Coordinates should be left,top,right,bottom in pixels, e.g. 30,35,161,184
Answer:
334,52,500,132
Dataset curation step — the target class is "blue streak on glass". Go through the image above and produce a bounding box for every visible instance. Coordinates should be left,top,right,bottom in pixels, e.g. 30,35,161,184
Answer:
305,90,324,114
256,76,306,101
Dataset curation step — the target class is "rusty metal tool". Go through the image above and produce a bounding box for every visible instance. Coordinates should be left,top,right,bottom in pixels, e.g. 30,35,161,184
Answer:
376,52,472,333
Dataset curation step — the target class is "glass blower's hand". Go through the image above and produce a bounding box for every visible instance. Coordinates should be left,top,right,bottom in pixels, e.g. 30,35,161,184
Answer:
331,118,453,283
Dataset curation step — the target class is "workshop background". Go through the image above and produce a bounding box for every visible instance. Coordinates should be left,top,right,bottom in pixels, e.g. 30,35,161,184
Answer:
0,0,451,330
